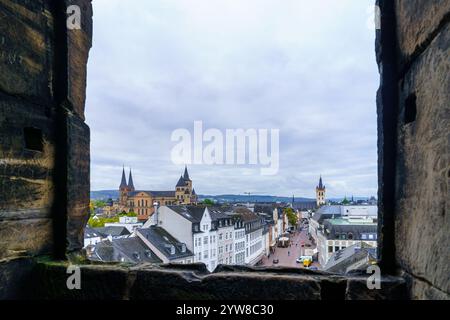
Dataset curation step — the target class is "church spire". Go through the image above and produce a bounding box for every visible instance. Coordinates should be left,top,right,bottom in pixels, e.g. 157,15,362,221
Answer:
119,166,127,189
183,165,191,181
318,175,325,189
128,169,135,191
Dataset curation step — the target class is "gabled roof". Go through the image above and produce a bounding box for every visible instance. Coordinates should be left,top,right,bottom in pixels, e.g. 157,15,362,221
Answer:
84,226,102,238
232,207,260,222
254,205,274,215
167,205,206,223
312,205,342,223
167,205,233,224
322,219,377,240
137,226,193,260
95,226,131,237
324,244,377,273
291,201,316,210
90,238,162,264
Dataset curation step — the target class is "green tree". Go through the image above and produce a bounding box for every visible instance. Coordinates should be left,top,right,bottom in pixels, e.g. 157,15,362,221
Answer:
87,215,120,228
119,211,137,217
284,207,298,227
202,199,214,205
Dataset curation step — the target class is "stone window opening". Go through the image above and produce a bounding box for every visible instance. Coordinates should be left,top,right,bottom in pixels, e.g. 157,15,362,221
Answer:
1,0,448,300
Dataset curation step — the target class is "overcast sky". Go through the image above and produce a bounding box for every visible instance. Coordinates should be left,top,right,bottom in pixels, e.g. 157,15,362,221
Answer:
86,0,379,199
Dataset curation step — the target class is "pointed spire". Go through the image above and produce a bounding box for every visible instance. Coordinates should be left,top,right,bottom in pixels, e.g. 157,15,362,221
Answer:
128,169,135,191
183,165,191,181
318,175,324,189
119,165,127,189
192,188,196,195
292,194,295,203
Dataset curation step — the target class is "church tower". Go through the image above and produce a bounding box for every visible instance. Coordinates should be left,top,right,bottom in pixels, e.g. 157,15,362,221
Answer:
316,176,326,207
175,166,194,204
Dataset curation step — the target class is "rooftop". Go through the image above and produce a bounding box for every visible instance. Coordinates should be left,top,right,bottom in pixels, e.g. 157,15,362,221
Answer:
137,226,193,260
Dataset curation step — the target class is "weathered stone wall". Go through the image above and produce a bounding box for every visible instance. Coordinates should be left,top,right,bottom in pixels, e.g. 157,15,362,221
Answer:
0,0,92,260
377,0,450,299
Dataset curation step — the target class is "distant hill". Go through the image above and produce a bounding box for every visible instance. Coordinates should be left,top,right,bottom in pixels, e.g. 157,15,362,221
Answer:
90,190,118,200
90,190,373,204
198,194,315,204
90,190,314,204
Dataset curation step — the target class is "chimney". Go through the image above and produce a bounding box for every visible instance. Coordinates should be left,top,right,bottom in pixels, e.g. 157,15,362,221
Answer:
152,201,159,226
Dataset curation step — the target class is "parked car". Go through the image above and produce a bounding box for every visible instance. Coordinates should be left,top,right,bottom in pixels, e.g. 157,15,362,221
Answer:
308,266,318,271
273,259,279,264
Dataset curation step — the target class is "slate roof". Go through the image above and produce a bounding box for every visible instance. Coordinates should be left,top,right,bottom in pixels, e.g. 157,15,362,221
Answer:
137,226,193,260
91,237,162,264
311,205,342,223
94,226,131,237
232,207,260,222
84,226,102,238
254,205,274,215
128,190,176,198
324,244,377,273
176,175,187,187
167,205,231,223
168,205,205,223
291,201,317,211
322,219,377,240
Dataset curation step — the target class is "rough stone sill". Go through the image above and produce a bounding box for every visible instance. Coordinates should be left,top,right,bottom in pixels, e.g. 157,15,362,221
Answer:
0,256,402,300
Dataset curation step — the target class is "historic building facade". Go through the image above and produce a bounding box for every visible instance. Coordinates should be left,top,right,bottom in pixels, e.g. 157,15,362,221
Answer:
118,166,198,221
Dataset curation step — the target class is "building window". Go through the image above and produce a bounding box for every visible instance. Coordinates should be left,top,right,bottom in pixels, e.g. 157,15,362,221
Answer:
204,236,208,245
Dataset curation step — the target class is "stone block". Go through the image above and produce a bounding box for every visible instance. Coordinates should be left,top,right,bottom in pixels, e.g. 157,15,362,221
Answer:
0,0,53,103
66,113,90,252
0,257,35,299
395,23,450,295
66,0,93,119
0,218,52,259
395,0,450,68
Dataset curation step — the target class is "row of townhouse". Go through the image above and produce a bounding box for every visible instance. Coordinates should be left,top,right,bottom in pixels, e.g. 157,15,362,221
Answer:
139,205,289,271
86,204,290,271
